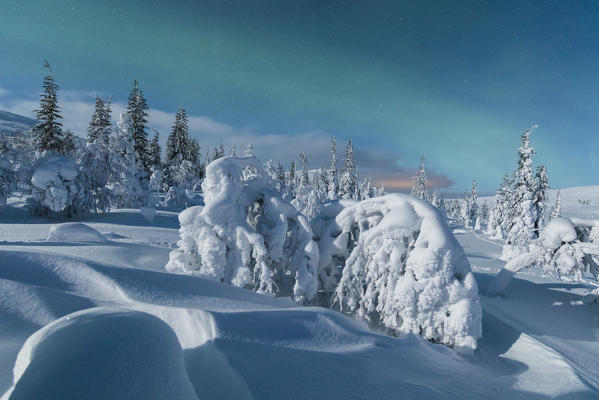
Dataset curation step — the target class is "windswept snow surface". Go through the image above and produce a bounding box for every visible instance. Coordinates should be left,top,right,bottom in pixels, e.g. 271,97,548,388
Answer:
0,195,598,399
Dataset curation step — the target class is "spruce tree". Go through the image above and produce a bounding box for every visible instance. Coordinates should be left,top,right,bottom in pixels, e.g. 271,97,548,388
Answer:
88,96,112,143
550,189,561,219
34,61,64,153
299,152,309,185
327,136,338,200
127,80,150,175
62,129,76,156
149,130,162,168
470,178,478,227
339,138,357,200
166,108,190,166
506,125,538,250
533,165,549,235
410,155,428,201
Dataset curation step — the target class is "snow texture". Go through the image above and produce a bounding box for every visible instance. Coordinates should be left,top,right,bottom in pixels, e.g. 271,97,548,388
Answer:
317,194,482,351
166,155,319,303
2,308,198,400
47,222,108,243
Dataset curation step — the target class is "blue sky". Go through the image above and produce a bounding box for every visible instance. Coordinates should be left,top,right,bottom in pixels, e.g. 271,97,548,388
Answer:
1,0,599,192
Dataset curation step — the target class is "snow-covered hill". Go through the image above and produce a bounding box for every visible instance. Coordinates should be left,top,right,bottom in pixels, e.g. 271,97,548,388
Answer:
0,192,597,399
0,110,35,135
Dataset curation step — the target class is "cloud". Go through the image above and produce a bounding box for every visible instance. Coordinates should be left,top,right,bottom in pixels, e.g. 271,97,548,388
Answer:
0,91,455,192
0,87,8,97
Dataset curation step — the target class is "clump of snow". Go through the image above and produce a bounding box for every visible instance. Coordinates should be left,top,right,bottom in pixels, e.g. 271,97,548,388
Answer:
30,155,80,214
47,222,108,243
541,217,577,249
166,156,319,303
165,186,188,209
140,206,156,224
316,194,482,352
2,307,198,400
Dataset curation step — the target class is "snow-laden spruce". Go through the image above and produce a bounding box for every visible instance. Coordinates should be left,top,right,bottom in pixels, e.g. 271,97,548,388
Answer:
316,194,482,351
166,155,319,303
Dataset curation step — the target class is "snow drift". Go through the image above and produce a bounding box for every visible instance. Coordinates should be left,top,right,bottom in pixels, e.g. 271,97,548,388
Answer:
316,194,482,351
2,307,198,400
166,156,319,303
47,222,108,243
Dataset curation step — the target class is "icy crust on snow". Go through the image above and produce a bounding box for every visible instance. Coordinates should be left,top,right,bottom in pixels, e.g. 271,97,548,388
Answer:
166,156,319,303
2,307,198,400
47,222,108,243
30,156,79,213
317,194,482,351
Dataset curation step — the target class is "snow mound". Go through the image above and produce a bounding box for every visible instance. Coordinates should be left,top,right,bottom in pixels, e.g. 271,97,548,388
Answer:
2,307,198,400
166,156,319,303
46,222,108,243
317,194,482,351
541,217,577,249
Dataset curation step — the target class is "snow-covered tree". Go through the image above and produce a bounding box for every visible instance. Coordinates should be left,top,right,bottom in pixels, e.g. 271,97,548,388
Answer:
504,125,538,257
165,185,188,209
339,139,357,200
87,96,111,144
327,136,338,200
533,165,549,235
314,194,482,352
108,113,149,208
149,166,164,193
127,80,150,176
461,191,471,227
75,141,111,215
34,61,64,153
469,178,478,228
149,130,162,169
410,155,428,201
166,156,319,303
62,129,76,157
487,174,512,238
0,157,17,207
229,139,236,156
478,200,489,231
550,189,561,219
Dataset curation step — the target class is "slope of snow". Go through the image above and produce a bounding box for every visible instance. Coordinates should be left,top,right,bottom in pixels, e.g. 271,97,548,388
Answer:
2,308,198,400
0,195,598,399
0,111,35,135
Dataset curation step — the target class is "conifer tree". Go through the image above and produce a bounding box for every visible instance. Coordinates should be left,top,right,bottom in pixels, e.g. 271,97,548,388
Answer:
506,125,538,250
550,189,561,219
533,165,549,235
88,97,112,143
470,178,478,227
62,129,76,156
34,61,64,153
149,130,162,168
487,174,512,238
127,80,150,175
339,138,357,200
299,152,309,186
410,155,428,201
229,139,236,156
327,136,338,200
165,108,190,166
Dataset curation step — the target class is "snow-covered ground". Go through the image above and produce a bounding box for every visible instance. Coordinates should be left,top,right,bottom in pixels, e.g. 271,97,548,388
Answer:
0,192,598,399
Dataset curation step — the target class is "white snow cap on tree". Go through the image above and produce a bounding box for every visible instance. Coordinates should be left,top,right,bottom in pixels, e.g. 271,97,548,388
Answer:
316,194,482,352
166,155,319,303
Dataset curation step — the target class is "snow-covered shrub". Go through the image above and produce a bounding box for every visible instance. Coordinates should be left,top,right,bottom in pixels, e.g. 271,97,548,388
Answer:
0,157,17,207
315,194,482,352
488,217,599,297
165,185,188,209
166,156,319,303
75,142,111,215
28,155,82,217
149,167,164,193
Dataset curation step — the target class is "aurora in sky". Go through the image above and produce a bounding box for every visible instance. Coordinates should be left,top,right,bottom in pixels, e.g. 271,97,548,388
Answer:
1,0,598,192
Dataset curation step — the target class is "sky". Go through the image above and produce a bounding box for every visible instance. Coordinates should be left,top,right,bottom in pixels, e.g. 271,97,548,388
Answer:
1,0,599,193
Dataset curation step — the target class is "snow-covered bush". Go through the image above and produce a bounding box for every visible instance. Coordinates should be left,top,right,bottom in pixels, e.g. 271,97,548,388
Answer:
165,185,188,209
166,155,319,303
149,167,164,193
488,217,599,297
315,194,482,352
75,142,111,215
28,155,83,217
0,157,17,207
